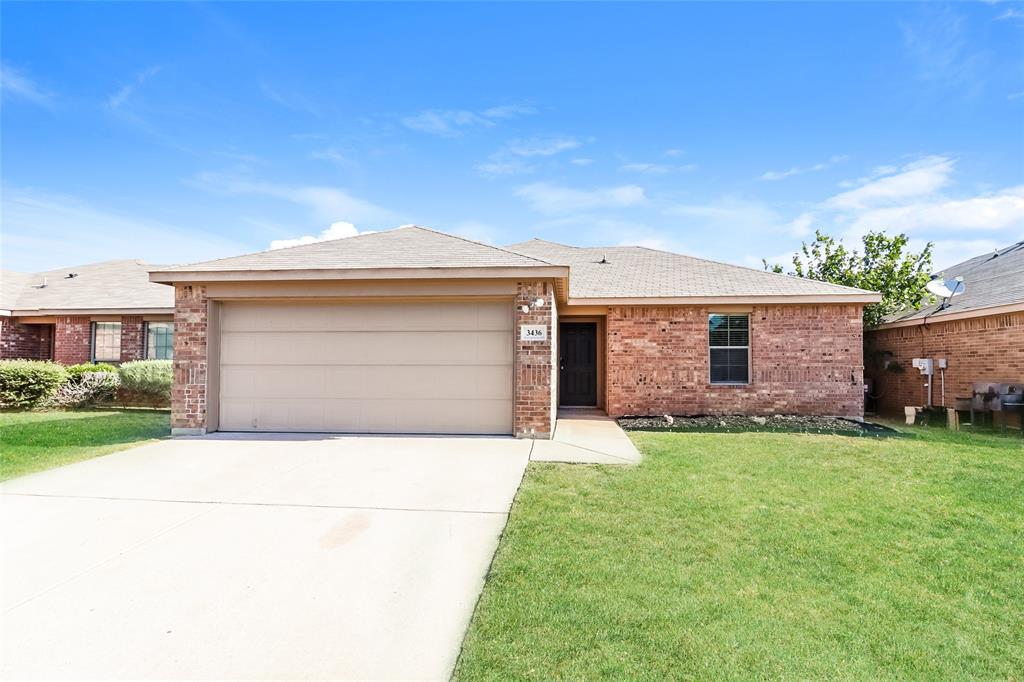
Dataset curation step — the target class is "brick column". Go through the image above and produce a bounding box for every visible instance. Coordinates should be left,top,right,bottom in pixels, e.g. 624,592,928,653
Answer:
120,315,145,362
53,316,92,365
514,280,555,438
171,284,209,435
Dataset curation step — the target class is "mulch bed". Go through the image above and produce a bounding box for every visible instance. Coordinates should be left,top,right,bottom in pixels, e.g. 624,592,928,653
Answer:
618,414,900,436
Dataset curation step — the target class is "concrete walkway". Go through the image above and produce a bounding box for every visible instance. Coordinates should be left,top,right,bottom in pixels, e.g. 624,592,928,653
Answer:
0,435,530,681
530,409,643,465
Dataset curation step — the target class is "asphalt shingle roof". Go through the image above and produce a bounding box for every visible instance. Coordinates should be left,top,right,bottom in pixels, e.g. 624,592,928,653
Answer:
507,239,877,299
1,260,173,313
884,240,1024,323
154,226,555,273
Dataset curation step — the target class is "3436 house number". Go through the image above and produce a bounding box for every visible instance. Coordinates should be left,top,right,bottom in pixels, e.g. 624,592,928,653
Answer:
520,325,547,341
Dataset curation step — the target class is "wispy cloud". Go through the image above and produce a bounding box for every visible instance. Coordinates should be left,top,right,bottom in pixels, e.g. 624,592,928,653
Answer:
663,148,685,158
401,103,535,137
187,170,395,225
107,65,161,109
900,6,988,95
308,147,358,170
269,221,367,249
619,161,698,174
0,185,246,271
0,62,53,106
1009,90,1024,100
996,7,1024,23
477,135,584,176
570,158,594,166
261,81,320,116
758,154,848,181
515,182,646,214
826,155,954,210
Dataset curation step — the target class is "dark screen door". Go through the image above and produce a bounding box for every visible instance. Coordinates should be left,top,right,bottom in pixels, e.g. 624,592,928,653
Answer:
560,323,597,406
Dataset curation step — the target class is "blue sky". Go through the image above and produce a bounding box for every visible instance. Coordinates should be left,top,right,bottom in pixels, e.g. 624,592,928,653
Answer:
2,2,1022,274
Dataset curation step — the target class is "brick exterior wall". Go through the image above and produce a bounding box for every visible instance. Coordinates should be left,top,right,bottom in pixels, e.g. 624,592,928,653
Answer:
120,315,145,363
514,280,555,438
171,285,209,433
0,319,53,360
53,316,92,365
865,310,1024,419
606,304,865,417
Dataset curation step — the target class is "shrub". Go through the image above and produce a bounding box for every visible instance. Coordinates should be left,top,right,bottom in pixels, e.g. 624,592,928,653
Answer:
118,360,172,402
0,360,69,409
66,363,119,382
44,371,121,408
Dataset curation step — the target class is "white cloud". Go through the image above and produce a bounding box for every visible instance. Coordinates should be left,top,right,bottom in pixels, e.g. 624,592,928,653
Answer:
663,148,685,158
187,171,395,225
758,154,848,181
476,159,535,177
269,221,366,249
515,183,646,214
846,188,1024,235
401,104,534,137
928,238,1004,271
0,62,52,106
260,81,320,116
665,197,788,233
620,162,698,174
505,136,581,157
0,186,246,271
570,158,594,166
1009,90,1024,100
108,65,161,109
827,155,954,210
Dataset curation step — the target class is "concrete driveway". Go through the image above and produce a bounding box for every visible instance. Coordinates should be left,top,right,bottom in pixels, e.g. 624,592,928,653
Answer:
0,434,531,681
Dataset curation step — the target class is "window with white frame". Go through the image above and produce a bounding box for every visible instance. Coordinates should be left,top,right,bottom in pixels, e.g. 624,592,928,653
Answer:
709,314,749,384
146,322,174,360
92,322,122,363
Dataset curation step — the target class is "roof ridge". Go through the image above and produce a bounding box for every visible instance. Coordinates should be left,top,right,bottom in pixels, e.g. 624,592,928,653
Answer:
408,225,556,266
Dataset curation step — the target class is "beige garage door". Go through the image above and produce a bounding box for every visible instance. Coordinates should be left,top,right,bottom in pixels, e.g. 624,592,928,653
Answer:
218,300,514,434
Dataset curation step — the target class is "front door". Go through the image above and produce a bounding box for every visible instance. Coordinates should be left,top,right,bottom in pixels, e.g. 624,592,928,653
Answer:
559,322,597,406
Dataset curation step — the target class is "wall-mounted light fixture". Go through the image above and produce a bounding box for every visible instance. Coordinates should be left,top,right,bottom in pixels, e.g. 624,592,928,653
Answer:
521,297,547,314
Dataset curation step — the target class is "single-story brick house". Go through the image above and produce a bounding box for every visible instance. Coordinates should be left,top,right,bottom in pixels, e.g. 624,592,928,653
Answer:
149,226,880,437
865,240,1024,416
0,260,175,364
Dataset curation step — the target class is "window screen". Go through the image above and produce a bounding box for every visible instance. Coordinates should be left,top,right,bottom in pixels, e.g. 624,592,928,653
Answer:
92,322,122,363
709,314,749,384
146,322,174,360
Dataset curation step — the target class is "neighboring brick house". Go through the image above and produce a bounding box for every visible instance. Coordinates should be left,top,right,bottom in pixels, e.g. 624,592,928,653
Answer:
0,260,175,365
865,241,1024,419
149,226,879,437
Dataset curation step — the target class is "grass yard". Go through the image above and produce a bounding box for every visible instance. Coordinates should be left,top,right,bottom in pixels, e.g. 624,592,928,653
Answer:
456,426,1023,680
0,409,170,481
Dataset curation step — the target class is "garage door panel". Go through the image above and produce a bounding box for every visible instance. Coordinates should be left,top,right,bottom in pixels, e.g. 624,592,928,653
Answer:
218,301,514,434
221,301,512,333
220,330,512,366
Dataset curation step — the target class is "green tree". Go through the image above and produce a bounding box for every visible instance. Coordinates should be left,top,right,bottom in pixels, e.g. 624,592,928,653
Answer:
764,231,933,327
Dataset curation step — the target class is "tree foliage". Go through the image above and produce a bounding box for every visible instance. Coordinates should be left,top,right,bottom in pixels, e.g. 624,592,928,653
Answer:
764,231,933,327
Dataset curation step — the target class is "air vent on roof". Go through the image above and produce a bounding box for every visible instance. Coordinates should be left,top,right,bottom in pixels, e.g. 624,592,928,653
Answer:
598,255,609,264
65,273,78,279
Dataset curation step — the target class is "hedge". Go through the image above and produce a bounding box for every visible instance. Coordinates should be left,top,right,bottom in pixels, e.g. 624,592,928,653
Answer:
0,360,69,409
118,360,173,401
66,363,119,382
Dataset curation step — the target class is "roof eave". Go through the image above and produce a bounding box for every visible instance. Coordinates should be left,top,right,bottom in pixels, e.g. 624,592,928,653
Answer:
149,265,570,283
871,301,1024,330
9,307,174,316
566,293,882,305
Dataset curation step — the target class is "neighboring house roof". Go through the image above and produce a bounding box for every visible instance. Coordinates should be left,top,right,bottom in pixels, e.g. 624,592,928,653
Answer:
507,239,879,302
1,260,174,315
151,226,560,278
877,240,1024,328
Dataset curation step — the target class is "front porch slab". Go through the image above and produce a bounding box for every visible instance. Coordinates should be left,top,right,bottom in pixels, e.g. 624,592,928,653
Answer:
529,409,642,465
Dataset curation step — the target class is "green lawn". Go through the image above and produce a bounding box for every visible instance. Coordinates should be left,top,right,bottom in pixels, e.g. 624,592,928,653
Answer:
0,409,170,481
456,426,1023,680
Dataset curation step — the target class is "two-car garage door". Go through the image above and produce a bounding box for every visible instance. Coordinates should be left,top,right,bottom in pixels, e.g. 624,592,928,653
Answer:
218,300,514,434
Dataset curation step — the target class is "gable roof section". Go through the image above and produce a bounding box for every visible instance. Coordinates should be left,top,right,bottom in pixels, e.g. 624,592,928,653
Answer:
507,239,880,303
878,240,1024,327
151,226,564,282
2,260,174,315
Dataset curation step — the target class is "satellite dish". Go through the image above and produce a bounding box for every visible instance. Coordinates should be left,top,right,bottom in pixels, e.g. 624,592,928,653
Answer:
926,276,966,300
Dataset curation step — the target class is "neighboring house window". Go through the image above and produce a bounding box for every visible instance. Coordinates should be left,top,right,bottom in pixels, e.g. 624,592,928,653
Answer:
709,314,749,384
92,322,122,363
146,322,174,360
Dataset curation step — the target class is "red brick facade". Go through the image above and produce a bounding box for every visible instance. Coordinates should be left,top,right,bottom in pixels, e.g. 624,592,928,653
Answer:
605,304,865,417
0,319,53,360
514,280,555,438
865,310,1024,417
53,316,93,365
120,315,145,363
171,285,209,433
